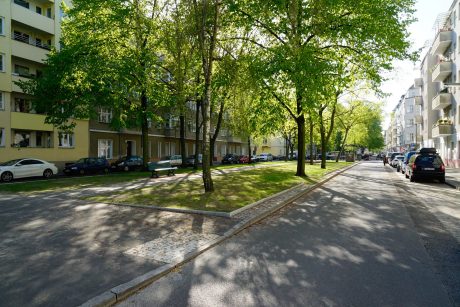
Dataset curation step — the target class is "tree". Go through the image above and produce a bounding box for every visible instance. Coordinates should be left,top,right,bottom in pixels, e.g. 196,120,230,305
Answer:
228,0,415,176
20,0,170,168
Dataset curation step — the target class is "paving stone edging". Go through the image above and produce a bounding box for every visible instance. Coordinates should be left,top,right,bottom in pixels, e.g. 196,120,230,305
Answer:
79,162,359,307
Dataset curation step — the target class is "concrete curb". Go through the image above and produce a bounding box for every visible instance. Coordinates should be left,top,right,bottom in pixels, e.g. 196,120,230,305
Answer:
445,179,460,190
78,162,359,307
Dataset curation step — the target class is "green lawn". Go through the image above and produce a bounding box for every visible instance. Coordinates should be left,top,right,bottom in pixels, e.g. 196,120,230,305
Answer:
87,161,351,212
0,162,280,194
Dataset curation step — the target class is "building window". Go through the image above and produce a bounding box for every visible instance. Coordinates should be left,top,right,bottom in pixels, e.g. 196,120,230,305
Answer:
0,128,5,146
14,0,29,9
14,64,30,77
13,131,30,147
0,17,4,36
99,107,112,123
408,105,413,113
46,7,52,18
0,53,4,72
0,92,4,110
36,6,42,14
13,98,32,113
58,132,74,148
98,139,113,159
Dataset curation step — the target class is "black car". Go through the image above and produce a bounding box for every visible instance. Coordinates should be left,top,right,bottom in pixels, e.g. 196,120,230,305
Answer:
111,156,143,171
64,157,110,175
221,154,239,164
406,148,445,183
184,154,203,167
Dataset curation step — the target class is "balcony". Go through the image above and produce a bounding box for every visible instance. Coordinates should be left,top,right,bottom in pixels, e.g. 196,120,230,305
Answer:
432,61,452,82
432,92,452,110
432,124,453,138
11,1,55,35
10,112,53,131
163,128,177,137
11,38,49,63
414,78,423,87
227,136,242,143
414,115,422,124
11,73,31,93
431,30,453,55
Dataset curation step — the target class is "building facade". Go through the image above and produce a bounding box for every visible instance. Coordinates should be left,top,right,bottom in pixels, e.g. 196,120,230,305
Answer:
386,2,460,168
0,0,89,169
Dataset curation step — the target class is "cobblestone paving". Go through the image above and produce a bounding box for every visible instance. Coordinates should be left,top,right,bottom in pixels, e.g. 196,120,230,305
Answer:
124,232,222,263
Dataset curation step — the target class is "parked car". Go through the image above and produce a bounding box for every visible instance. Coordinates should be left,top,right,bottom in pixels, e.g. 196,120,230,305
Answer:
399,151,417,174
222,154,240,164
64,157,110,175
238,155,250,164
159,155,182,167
0,158,58,182
251,155,260,162
406,148,445,183
185,154,202,167
391,155,404,168
111,156,143,171
258,153,273,161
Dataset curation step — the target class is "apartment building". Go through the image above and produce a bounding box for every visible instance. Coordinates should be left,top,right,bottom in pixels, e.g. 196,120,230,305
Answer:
422,6,460,167
0,0,89,168
89,104,247,162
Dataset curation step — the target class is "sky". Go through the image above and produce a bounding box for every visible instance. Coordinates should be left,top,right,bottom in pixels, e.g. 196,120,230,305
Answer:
380,0,454,129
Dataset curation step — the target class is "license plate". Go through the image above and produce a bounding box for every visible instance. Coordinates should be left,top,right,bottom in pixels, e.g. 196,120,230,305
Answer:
424,168,434,171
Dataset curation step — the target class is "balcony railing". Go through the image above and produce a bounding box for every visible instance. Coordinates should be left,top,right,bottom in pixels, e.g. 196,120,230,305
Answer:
11,33,51,50
432,124,453,138
432,92,452,110
431,60,452,82
414,78,423,87
431,29,453,55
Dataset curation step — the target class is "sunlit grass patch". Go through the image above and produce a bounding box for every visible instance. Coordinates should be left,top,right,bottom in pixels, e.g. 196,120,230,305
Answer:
88,162,351,212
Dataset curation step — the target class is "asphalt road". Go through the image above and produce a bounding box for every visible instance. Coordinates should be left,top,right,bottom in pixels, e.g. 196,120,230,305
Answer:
0,193,234,307
118,161,460,307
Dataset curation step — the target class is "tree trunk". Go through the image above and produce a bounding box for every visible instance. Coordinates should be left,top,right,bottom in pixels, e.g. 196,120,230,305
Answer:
141,92,149,169
247,136,251,163
296,114,306,176
210,100,225,166
309,115,314,165
194,99,201,170
284,136,289,161
180,115,186,167
336,127,350,163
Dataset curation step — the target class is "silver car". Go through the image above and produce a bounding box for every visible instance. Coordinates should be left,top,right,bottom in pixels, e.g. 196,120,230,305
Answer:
0,158,58,182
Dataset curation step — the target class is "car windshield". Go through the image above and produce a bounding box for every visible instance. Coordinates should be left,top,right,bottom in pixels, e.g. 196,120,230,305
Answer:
0,159,22,166
76,158,88,163
396,156,404,160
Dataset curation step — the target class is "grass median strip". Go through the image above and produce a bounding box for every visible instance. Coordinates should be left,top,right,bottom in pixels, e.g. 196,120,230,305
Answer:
0,162,280,194
87,162,351,212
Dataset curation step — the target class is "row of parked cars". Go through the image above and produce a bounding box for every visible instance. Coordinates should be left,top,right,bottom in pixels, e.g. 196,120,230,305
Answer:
387,148,446,183
0,152,279,182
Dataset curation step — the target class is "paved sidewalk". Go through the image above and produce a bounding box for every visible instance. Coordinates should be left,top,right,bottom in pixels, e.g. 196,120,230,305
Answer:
445,167,460,190
80,163,357,306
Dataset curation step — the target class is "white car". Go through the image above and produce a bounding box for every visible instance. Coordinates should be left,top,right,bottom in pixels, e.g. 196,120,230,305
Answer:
0,158,58,182
391,155,404,168
258,153,273,161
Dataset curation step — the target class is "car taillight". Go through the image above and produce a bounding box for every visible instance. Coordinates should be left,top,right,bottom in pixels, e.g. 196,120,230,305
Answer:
441,164,445,171
412,163,416,171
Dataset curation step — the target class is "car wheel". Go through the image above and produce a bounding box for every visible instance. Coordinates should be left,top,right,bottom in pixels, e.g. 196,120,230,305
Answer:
405,172,409,179
43,169,53,179
103,168,110,174
1,172,13,182
410,175,415,182
397,166,400,172
79,169,85,175
123,165,129,172
439,177,446,183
